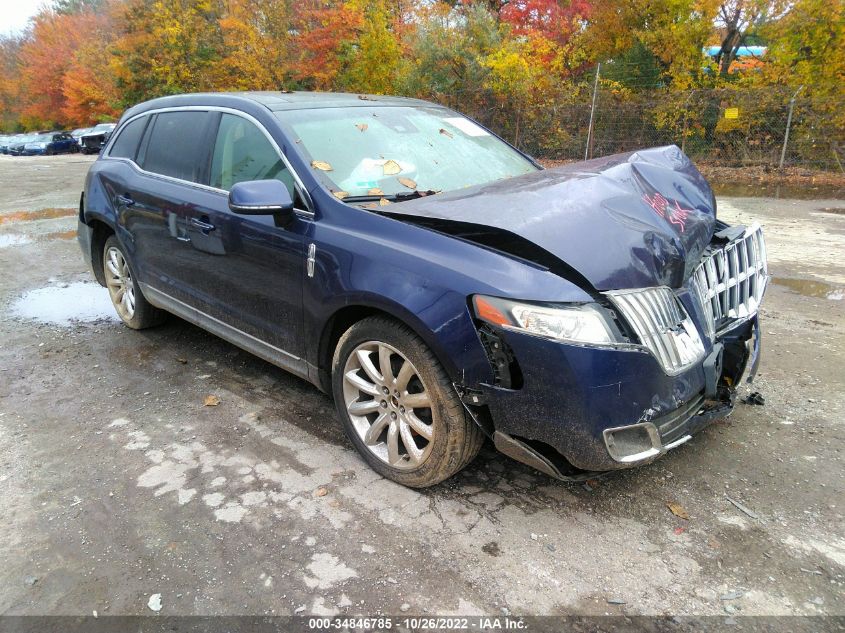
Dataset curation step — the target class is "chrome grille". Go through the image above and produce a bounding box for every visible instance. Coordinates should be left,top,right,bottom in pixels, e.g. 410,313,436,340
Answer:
608,287,706,376
691,223,768,340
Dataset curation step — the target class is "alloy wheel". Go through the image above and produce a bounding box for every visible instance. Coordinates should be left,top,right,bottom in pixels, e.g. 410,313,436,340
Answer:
105,246,136,322
342,341,434,470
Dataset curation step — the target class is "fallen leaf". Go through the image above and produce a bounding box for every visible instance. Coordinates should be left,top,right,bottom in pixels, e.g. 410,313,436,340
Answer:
439,128,453,138
333,191,349,199
355,123,368,132
667,501,689,520
311,160,333,171
363,203,377,209
203,394,220,407
674,526,686,535
176,358,187,364
367,187,384,195
382,159,401,175
358,94,373,100
379,197,391,206
315,487,328,497
398,177,417,189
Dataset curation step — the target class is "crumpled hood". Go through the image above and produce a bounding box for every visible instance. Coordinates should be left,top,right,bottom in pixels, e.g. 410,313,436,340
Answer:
391,145,716,291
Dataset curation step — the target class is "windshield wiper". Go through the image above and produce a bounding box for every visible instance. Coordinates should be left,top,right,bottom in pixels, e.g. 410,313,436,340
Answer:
343,190,439,204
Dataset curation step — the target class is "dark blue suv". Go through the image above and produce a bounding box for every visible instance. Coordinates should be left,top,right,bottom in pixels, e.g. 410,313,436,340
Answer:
78,92,767,487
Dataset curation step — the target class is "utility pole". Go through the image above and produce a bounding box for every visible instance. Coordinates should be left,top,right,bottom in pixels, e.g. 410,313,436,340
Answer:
585,63,601,161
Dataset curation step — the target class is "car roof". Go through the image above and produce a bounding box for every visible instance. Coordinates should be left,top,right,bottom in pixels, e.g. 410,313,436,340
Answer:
126,91,437,116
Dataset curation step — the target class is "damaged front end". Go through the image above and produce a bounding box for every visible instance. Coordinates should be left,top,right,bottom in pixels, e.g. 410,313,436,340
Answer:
598,223,768,468
466,222,767,477
382,146,768,478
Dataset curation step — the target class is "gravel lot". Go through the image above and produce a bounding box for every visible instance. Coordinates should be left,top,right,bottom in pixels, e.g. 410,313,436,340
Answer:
0,154,842,621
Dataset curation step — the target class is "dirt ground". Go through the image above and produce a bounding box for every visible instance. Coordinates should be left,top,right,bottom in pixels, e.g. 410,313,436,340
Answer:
0,154,842,621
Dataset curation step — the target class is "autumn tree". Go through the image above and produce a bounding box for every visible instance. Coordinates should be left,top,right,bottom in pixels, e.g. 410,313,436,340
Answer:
214,0,295,91
293,0,364,90
336,0,403,93
0,35,23,131
111,0,227,103
586,0,719,89
18,9,105,128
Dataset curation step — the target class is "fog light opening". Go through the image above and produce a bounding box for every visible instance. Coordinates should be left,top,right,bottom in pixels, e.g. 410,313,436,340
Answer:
604,422,661,463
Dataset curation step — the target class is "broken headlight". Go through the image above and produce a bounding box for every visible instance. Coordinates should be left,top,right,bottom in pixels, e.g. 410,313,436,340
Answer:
472,295,621,346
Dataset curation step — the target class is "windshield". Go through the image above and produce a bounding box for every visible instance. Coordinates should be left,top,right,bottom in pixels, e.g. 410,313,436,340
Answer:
32,134,52,142
93,124,114,132
277,106,537,199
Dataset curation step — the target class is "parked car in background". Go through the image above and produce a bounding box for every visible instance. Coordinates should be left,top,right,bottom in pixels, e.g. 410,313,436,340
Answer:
78,92,767,488
8,134,39,155
71,127,93,149
22,131,79,155
80,123,116,154
0,135,14,154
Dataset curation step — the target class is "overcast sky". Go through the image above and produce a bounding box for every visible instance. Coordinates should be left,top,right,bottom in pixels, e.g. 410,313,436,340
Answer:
1,0,48,36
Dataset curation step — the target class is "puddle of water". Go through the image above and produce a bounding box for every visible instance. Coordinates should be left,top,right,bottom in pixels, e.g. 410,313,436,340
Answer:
772,277,844,301
0,234,33,248
0,207,76,225
712,183,845,200
10,281,118,325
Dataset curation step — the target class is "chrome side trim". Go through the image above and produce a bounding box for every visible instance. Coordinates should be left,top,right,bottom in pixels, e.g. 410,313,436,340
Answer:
663,435,692,451
306,243,316,278
229,203,291,212
103,105,315,216
140,283,310,381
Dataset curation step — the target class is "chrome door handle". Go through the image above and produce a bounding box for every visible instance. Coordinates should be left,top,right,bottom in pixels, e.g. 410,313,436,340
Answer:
189,217,216,232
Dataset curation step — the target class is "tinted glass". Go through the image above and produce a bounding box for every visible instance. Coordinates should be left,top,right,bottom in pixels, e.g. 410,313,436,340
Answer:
209,114,292,194
141,112,211,182
110,117,147,160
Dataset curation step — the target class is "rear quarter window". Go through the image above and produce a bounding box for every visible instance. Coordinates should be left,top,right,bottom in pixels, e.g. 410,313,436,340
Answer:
109,117,148,161
140,111,213,183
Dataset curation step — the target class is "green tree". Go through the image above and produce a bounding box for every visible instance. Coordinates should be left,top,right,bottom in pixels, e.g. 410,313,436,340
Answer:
111,0,226,104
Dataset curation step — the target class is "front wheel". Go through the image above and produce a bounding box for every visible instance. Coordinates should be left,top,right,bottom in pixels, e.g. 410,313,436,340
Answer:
103,236,166,329
332,317,483,488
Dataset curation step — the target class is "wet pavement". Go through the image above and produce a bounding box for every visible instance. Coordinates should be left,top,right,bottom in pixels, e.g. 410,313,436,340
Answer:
0,154,843,620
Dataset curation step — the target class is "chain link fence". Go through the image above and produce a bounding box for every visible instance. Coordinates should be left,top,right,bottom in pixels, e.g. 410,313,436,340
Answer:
455,72,844,173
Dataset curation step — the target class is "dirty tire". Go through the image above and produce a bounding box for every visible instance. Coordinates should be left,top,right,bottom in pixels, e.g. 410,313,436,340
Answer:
332,316,483,488
103,235,166,330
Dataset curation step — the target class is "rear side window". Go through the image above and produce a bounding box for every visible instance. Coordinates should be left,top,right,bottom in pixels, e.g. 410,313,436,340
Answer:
141,111,212,183
109,117,148,161
209,113,293,195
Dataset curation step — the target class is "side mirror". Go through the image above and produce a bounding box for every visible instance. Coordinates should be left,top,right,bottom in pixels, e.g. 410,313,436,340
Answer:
228,180,294,215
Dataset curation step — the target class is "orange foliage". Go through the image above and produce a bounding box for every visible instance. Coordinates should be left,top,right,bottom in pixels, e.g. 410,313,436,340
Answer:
18,11,101,127
293,1,364,90
62,7,122,125
214,0,294,91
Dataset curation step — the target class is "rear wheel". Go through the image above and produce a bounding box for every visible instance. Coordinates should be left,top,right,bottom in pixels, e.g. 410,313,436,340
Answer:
103,236,166,329
332,317,483,488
